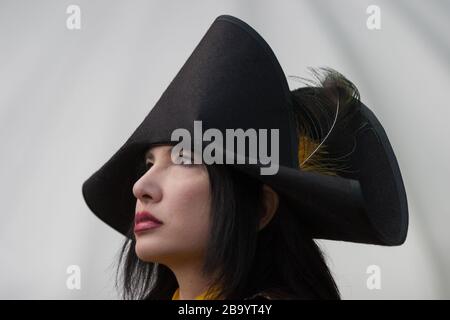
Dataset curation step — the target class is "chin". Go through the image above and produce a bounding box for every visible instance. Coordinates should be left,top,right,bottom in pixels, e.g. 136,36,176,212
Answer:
134,240,161,263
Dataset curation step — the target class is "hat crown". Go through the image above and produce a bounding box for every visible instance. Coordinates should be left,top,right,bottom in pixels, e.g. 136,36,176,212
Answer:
128,15,298,168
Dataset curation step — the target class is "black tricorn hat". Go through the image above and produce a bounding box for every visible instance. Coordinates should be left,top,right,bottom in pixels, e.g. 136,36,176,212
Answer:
82,15,408,246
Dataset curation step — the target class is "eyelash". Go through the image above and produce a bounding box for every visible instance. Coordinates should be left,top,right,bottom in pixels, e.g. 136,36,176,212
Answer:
145,162,153,170
144,156,195,170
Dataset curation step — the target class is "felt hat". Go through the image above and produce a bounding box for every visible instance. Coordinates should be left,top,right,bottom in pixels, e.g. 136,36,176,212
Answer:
82,15,408,245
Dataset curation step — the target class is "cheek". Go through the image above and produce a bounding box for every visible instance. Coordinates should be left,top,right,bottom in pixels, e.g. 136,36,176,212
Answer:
166,168,211,237
135,167,212,262
171,173,210,212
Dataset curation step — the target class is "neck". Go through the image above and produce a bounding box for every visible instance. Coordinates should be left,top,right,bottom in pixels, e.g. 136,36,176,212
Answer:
167,259,216,300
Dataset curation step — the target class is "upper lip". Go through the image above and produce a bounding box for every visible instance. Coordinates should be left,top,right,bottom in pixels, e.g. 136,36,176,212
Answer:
135,211,163,225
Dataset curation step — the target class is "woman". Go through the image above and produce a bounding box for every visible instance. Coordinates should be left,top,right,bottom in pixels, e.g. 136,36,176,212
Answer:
121,141,339,300
82,15,408,300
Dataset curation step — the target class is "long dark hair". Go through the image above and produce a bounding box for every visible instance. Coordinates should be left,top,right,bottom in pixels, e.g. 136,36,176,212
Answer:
116,67,360,300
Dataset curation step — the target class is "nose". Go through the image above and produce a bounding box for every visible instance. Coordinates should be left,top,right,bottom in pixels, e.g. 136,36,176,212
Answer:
132,170,163,203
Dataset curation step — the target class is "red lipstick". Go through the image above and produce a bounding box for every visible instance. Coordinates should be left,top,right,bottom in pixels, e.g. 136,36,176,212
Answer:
134,211,163,233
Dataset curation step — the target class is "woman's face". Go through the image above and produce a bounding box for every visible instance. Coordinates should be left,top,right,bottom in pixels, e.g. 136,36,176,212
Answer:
132,144,211,266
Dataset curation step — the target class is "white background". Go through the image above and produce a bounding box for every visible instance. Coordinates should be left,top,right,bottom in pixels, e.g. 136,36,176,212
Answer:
0,0,449,299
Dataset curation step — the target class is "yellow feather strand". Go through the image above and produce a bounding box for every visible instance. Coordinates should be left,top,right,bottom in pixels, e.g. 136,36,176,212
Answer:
298,130,338,176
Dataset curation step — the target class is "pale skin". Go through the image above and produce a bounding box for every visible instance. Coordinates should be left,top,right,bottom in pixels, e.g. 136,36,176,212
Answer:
132,144,279,300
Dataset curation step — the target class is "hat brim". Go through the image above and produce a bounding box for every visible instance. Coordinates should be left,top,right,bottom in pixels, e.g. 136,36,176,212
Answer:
82,101,408,246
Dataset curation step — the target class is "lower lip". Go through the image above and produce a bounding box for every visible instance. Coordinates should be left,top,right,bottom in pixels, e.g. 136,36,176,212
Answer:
134,221,163,233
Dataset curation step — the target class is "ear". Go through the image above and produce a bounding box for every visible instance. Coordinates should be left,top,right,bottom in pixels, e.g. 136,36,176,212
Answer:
259,184,280,231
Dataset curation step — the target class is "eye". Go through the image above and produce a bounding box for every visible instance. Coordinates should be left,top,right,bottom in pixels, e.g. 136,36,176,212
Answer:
175,149,196,166
145,161,154,170
175,156,188,165
136,161,151,179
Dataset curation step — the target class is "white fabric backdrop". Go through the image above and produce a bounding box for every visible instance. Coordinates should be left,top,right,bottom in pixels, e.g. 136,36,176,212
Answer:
0,0,448,299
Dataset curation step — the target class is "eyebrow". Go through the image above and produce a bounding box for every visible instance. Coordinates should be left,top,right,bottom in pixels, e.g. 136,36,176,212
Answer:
144,145,177,161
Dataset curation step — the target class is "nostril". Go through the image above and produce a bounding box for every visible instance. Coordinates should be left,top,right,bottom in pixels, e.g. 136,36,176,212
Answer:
143,194,153,200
